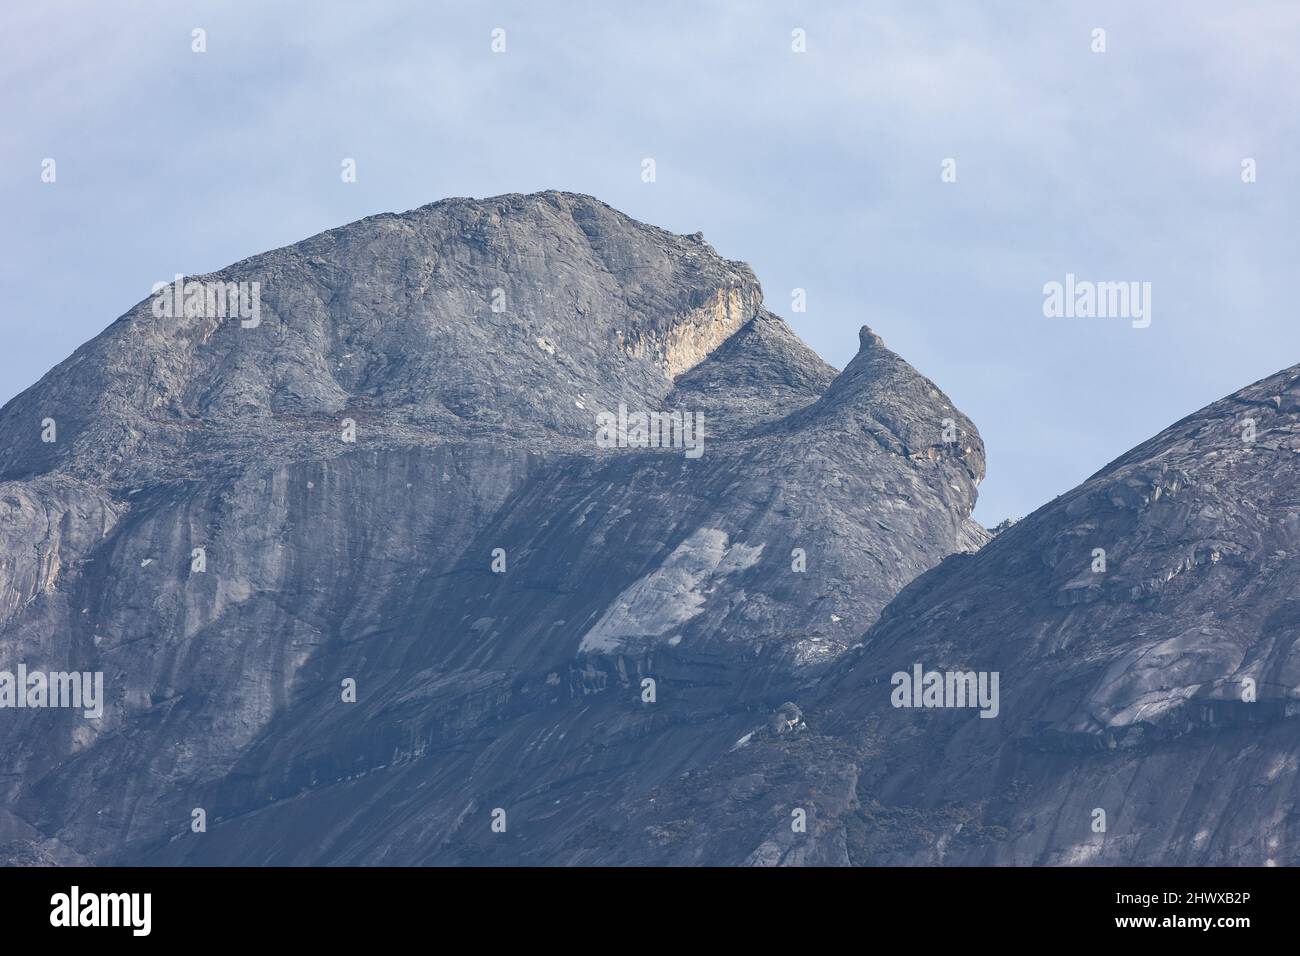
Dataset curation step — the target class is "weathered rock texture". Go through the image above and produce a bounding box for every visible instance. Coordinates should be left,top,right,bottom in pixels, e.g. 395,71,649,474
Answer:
615,362,1300,866
0,192,986,865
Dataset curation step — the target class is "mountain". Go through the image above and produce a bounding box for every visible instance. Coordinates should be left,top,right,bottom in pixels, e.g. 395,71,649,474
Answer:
0,191,987,865
610,359,1300,865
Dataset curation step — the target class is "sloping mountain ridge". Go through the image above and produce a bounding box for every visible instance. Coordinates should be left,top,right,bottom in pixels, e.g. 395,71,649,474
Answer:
0,192,987,865
603,360,1300,866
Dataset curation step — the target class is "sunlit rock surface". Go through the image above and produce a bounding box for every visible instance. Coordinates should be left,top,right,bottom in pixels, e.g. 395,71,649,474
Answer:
0,192,985,865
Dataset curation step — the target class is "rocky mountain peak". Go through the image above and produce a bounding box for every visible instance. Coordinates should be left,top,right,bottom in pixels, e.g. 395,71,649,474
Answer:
858,324,886,351
0,193,993,867
0,192,764,485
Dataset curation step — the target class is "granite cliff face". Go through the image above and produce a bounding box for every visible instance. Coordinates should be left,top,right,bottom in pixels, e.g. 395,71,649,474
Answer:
0,192,987,865
610,362,1300,866
824,364,1300,866
9,191,1293,868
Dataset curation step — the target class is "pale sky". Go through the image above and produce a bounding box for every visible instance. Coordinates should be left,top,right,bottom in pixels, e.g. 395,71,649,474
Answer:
3,1,1298,523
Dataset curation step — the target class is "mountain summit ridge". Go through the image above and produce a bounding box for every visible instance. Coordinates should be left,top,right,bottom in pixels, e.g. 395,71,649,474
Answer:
11,190,1288,866
1,192,770,481
0,192,989,865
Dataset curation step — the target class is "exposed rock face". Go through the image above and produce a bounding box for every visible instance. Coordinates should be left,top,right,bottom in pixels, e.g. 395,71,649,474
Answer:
619,362,1300,866
0,193,766,486
0,191,985,865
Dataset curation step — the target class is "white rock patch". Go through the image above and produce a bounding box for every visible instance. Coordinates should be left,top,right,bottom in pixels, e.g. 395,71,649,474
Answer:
578,528,763,654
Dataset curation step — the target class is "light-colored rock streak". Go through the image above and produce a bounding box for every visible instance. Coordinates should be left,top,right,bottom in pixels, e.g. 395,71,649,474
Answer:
622,287,756,379
578,528,763,654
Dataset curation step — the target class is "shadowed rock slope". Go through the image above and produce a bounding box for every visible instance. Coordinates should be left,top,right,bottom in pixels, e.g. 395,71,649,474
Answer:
0,191,985,865
612,362,1300,865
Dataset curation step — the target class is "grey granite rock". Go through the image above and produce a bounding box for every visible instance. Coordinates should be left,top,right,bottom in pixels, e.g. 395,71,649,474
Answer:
620,361,1300,866
0,192,986,865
